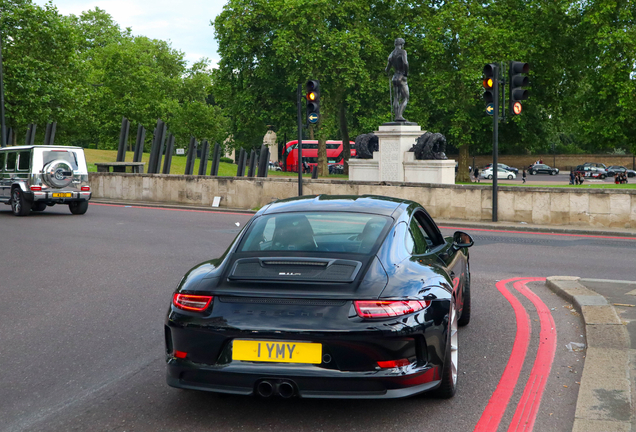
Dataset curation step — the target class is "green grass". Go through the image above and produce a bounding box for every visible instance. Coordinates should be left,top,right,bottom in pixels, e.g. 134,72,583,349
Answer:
84,149,348,179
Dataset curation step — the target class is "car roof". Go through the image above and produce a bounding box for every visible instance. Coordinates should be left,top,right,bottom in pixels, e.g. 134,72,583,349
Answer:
0,145,84,151
260,195,410,217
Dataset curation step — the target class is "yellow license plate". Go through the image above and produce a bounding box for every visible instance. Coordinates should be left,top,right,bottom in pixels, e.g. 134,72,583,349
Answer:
52,193,72,198
232,340,322,364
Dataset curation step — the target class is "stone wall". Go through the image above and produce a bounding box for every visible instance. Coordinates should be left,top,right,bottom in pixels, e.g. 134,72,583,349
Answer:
89,172,636,229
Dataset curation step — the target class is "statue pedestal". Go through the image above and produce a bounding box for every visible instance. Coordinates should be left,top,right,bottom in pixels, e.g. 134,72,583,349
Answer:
403,152,456,184
375,123,423,182
348,155,379,182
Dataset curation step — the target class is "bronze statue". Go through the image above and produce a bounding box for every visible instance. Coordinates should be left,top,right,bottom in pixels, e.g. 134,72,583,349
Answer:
385,38,409,122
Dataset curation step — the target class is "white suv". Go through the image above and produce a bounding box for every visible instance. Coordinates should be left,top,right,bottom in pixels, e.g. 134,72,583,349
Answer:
0,145,91,216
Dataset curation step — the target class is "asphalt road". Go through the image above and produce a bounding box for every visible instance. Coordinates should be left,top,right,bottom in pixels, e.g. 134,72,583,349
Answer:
1,202,635,432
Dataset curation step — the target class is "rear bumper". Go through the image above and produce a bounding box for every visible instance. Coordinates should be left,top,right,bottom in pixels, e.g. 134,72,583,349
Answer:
166,359,441,399
28,190,91,202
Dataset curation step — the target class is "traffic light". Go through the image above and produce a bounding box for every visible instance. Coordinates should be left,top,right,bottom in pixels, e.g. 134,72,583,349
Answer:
483,64,497,102
509,61,529,115
483,63,497,116
306,80,320,124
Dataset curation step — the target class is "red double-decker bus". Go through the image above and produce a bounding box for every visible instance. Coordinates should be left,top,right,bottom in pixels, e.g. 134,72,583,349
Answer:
282,140,356,173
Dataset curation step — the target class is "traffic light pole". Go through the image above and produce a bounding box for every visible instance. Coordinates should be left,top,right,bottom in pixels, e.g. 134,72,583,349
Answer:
297,83,303,196
492,65,499,222
0,31,7,148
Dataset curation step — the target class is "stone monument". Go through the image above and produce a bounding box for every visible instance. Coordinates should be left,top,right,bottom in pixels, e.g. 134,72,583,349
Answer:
349,37,455,184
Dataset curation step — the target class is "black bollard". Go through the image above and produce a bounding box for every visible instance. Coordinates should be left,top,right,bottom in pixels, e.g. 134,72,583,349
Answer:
133,125,145,162
47,122,56,146
209,143,221,176
155,123,167,173
25,124,36,145
148,119,164,173
311,165,318,179
185,137,197,175
236,149,247,177
43,123,52,146
257,146,270,177
248,149,257,177
198,140,210,175
116,117,130,161
162,134,175,174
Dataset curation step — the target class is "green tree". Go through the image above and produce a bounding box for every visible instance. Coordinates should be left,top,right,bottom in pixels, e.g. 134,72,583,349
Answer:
1,0,88,144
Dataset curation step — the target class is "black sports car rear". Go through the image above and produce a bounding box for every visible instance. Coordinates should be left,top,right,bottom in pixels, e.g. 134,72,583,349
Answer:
165,195,473,399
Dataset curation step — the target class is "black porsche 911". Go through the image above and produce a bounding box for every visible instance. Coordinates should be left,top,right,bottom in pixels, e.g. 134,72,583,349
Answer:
165,195,473,399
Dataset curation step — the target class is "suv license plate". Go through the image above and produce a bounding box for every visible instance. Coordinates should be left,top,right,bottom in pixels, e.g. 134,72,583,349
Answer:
232,340,322,364
52,193,72,198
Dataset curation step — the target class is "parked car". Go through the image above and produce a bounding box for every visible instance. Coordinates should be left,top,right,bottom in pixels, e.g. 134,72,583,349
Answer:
165,195,474,399
481,167,516,180
483,163,519,174
0,145,91,216
574,164,607,179
528,164,559,175
606,166,636,178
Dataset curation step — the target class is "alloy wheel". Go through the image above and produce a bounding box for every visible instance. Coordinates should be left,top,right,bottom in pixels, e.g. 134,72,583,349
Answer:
450,303,458,385
12,190,21,214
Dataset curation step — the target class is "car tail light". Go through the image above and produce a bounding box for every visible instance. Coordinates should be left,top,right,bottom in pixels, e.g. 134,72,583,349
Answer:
354,300,430,319
173,293,213,311
81,186,90,191
377,358,411,368
174,350,187,359
30,186,42,191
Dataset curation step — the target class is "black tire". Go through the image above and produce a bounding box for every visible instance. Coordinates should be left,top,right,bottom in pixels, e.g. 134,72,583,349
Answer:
69,201,89,215
11,188,31,216
32,202,47,212
550,171,556,175
507,175,513,180
487,174,493,180
600,174,606,179
531,170,536,175
433,300,458,399
458,268,471,327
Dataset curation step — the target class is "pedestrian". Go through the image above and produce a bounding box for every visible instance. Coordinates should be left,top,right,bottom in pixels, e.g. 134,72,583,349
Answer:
474,167,480,183
539,158,543,164
569,170,575,185
522,169,527,184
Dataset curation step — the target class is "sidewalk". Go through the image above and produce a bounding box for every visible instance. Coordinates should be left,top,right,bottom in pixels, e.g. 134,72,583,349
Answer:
91,199,636,239
547,277,636,432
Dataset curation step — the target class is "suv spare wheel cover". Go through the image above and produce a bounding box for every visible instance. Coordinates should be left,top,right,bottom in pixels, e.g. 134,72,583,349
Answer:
43,160,74,188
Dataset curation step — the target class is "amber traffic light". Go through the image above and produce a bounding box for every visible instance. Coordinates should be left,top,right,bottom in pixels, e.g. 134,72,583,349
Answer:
483,64,497,103
306,80,320,124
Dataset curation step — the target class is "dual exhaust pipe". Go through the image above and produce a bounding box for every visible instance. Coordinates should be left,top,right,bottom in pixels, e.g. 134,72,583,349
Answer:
255,379,296,398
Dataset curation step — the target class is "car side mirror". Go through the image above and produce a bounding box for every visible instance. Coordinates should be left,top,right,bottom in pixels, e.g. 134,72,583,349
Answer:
452,231,474,249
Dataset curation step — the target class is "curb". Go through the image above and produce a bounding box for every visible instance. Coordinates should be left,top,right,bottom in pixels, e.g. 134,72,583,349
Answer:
90,199,257,215
546,276,634,432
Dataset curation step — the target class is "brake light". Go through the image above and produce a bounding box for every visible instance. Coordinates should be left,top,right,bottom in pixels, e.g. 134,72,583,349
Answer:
377,358,411,368
354,300,430,319
173,293,213,311
81,186,90,191
30,186,42,191
174,350,187,359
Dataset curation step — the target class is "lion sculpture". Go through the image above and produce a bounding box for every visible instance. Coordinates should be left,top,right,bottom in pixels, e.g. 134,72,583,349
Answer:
354,133,379,159
409,132,448,160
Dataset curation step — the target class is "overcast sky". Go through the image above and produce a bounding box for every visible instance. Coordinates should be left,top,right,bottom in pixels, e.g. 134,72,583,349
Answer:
33,0,227,66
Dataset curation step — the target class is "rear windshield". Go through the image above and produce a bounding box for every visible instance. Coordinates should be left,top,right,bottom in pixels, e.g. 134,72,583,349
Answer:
239,212,393,255
43,150,78,170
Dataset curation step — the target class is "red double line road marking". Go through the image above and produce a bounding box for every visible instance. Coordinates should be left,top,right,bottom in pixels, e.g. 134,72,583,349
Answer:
474,277,532,432
507,277,556,432
473,277,555,432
